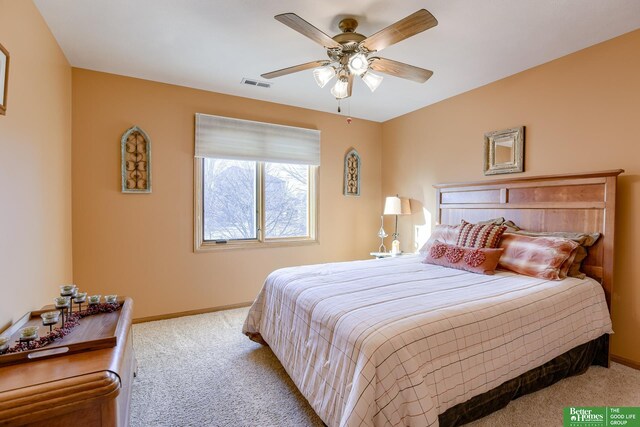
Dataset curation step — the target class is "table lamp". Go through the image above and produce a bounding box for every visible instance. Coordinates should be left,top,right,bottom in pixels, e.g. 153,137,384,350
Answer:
383,195,411,255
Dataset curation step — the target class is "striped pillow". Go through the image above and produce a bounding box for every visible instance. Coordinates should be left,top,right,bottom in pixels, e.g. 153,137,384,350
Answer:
498,233,580,280
511,230,600,278
456,220,507,249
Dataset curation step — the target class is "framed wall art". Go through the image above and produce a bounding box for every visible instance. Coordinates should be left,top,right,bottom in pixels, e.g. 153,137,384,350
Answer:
344,148,361,196
121,126,152,193
483,126,525,175
0,42,9,116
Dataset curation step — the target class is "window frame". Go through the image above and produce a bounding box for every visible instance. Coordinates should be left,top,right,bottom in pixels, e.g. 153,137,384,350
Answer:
194,158,319,252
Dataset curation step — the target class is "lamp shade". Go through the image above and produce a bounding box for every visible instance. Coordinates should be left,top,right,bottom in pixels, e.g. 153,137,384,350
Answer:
348,53,369,76
313,66,335,88
383,196,411,215
361,71,383,92
330,77,349,99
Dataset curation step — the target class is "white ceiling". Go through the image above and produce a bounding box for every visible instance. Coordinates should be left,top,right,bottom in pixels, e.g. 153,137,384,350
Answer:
35,0,640,122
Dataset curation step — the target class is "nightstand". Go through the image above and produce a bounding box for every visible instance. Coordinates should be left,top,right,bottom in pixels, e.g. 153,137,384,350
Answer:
370,252,413,259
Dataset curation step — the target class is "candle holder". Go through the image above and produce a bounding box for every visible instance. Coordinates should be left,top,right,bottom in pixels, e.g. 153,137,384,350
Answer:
377,215,388,253
41,311,60,333
105,295,118,304
69,287,78,315
19,326,39,342
55,296,70,325
75,292,87,312
60,284,77,316
0,336,8,355
88,295,102,306
59,284,76,296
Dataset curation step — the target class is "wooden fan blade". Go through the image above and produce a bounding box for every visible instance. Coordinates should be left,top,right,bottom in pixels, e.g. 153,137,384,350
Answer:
261,60,329,79
275,13,342,49
369,58,433,83
347,73,354,98
362,9,437,53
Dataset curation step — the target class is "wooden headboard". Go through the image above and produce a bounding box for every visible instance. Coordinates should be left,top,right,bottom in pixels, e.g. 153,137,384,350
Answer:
434,170,623,308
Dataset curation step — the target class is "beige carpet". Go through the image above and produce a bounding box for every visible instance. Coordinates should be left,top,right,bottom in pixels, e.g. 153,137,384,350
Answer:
131,307,639,427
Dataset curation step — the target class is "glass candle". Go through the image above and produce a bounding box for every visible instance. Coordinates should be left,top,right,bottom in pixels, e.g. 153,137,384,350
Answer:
55,296,70,308
41,311,60,324
75,292,87,303
60,284,76,296
0,336,9,353
20,326,38,339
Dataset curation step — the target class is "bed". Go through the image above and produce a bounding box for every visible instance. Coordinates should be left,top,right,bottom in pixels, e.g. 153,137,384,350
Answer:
243,170,622,427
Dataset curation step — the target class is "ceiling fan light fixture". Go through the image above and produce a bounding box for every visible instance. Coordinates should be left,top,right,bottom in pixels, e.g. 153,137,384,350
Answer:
362,71,384,92
330,77,349,99
348,53,369,76
313,66,335,88
263,10,437,103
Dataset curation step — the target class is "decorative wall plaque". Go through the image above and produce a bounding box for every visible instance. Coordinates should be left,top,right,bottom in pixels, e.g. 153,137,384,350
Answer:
121,126,151,193
344,148,361,196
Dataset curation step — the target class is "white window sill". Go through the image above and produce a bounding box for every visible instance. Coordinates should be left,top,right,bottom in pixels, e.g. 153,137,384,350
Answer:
195,238,319,253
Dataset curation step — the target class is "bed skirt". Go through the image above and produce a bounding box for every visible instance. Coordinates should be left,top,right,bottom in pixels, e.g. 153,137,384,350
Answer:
438,334,609,427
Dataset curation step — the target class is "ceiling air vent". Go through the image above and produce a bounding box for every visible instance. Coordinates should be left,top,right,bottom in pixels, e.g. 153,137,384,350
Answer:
241,78,272,88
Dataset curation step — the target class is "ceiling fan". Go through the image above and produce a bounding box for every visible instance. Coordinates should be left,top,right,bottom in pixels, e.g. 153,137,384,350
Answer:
261,9,438,101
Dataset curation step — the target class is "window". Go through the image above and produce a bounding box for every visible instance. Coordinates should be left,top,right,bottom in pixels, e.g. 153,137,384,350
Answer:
264,162,310,239
203,159,257,241
194,114,319,251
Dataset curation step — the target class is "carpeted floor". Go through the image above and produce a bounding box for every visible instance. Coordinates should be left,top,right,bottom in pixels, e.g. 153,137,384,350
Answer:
130,307,639,427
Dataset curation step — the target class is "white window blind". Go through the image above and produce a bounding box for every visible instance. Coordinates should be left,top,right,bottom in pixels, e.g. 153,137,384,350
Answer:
195,113,321,165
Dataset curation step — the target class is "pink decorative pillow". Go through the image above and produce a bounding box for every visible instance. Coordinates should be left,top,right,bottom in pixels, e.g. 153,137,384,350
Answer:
423,241,504,275
456,220,507,249
498,233,580,280
418,224,460,255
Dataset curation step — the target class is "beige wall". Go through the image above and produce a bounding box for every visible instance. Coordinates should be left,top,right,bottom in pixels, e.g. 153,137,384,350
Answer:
382,29,640,364
72,69,382,319
0,1,72,329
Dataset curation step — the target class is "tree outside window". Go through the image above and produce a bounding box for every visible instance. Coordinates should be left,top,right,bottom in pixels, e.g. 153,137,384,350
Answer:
203,159,310,242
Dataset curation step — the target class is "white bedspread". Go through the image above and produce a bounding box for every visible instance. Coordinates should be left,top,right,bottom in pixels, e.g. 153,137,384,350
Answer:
243,256,612,427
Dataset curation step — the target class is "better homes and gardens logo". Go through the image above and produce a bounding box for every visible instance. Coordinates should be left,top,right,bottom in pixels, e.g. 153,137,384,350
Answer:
565,407,606,427
564,407,640,427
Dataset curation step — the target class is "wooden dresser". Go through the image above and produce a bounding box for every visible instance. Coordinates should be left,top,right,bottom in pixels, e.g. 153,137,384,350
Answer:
0,298,135,426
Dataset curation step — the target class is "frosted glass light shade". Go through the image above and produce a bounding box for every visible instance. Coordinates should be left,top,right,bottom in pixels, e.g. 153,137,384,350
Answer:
330,78,349,99
313,66,335,88
348,53,369,75
362,71,384,92
383,196,411,215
